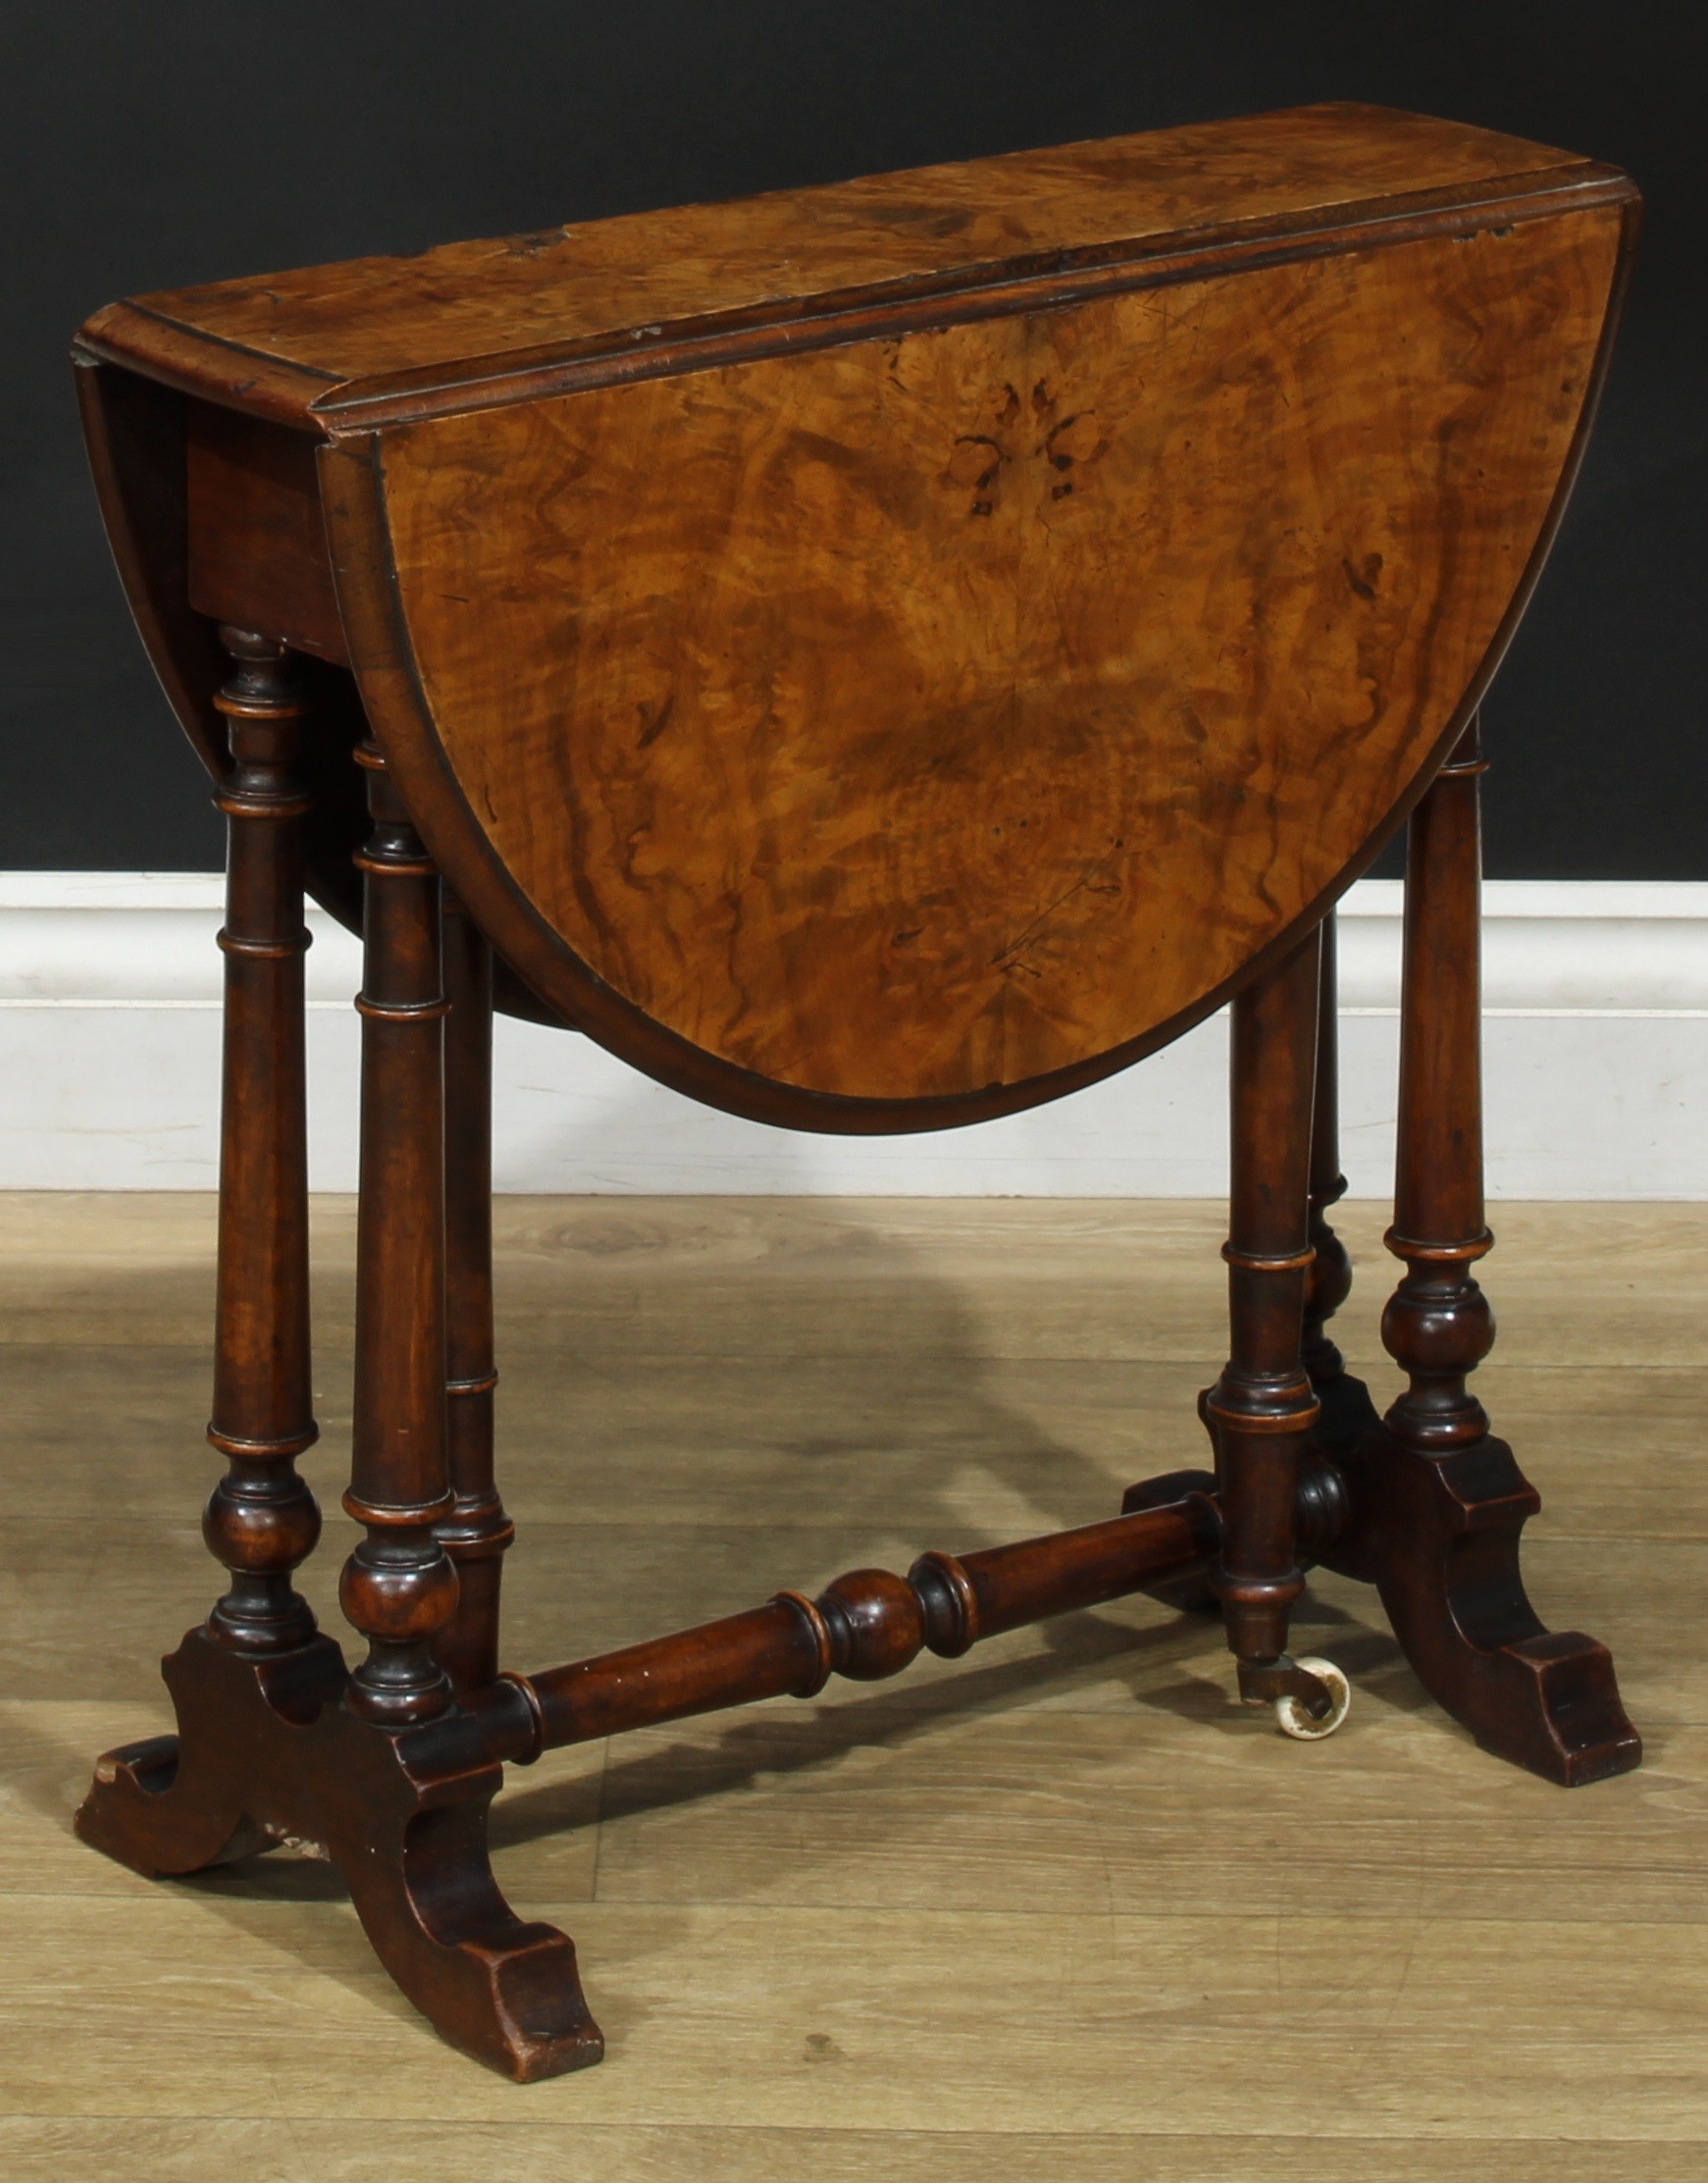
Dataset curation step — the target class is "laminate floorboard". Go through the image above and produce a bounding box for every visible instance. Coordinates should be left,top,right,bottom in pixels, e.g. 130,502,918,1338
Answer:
1,1193,1704,2178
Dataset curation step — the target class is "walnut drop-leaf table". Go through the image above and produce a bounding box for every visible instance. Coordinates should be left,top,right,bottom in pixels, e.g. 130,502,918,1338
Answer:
71,100,1642,2080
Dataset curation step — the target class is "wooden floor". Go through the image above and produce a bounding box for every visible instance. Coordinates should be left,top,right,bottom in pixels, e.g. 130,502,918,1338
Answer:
1,1192,1705,2178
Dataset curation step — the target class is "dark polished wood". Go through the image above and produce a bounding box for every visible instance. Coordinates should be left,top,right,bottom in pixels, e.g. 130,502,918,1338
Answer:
341,743,459,1729
1388,720,1497,1455
201,628,321,1656
187,403,344,664
436,890,513,1698
1205,931,1327,1710
480,1493,1224,1766
76,1630,603,2081
70,103,1643,2079
1303,912,1382,1464
76,1480,1223,2082
1315,720,1641,1785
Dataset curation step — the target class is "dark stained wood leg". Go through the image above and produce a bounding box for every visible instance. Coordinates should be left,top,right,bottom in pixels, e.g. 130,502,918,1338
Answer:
204,631,322,1655
1205,930,1333,1714
74,727,1640,2082
1324,718,1641,1785
340,739,460,1727
337,742,601,2068
79,724,603,2081
435,892,513,1700
1302,910,1381,1464
78,627,332,1876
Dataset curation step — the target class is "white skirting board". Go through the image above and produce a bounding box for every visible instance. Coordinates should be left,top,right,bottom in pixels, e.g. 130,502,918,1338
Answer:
1,872,1704,1197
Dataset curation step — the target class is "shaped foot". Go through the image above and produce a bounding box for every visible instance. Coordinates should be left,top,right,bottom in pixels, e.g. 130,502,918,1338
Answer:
314,1696,604,2080
77,1628,603,2079
1326,1425,1641,1786
76,1637,346,1875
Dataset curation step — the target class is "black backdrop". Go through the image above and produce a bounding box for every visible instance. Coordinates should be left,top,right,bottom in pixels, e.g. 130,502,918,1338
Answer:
5,1,1700,875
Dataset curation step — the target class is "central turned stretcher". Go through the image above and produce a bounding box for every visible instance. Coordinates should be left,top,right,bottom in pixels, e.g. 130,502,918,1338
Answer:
71,101,1642,2079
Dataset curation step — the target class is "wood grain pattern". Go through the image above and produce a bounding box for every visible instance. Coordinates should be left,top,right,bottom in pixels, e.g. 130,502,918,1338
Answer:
75,104,1637,1073
75,358,379,946
362,208,1622,1110
185,404,344,662
78,104,1613,425
60,102,1648,2087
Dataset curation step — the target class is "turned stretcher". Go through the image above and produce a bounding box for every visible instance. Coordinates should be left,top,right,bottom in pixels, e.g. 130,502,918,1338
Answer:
71,100,1641,2080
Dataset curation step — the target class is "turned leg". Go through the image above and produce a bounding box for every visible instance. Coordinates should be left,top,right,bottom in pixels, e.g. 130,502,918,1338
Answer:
1302,910,1379,1462
78,627,339,1875
341,739,460,1726
83,727,601,2077
1301,910,1351,1393
1384,722,1497,1457
1207,928,1336,1719
1339,715,1640,1783
336,745,600,2070
436,889,514,1697
204,630,322,1653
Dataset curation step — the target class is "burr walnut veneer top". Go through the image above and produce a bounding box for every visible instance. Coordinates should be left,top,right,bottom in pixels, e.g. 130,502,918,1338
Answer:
74,103,1637,1125
79,102,1625,432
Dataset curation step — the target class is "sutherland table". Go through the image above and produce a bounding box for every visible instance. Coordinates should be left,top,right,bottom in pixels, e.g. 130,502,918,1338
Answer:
72,102,1644,2079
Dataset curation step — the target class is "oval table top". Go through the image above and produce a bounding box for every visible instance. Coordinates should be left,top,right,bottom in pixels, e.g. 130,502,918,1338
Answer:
78,103,1637,1130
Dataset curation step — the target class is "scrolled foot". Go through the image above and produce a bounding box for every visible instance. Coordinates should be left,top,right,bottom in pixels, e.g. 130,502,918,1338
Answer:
76,1730,266,1876
1327,1424,1641,1787
76,1628,604,2079
76,1636,346,1876
317,1700,604,2080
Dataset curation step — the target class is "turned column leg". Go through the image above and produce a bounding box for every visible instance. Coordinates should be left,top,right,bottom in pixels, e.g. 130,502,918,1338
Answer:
77,625,342,1881
1207,929,1333,1716
1302,910,1379,1463
1329,712,1640,1783
1383,719,1496,1454
436,890,514,1697
82,729,602,2074
341,740,459,1727
204,628,321,1653
1302,912,1351,1392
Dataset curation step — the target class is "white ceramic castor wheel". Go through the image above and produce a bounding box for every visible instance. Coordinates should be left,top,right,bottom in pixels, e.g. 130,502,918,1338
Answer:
1273,1657,1351,1741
